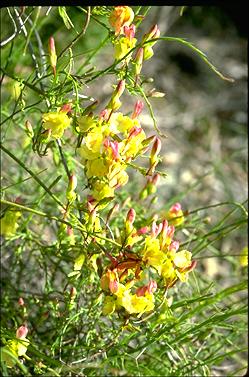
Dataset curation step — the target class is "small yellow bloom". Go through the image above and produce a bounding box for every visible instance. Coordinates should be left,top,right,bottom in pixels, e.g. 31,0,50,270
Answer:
173,250,192,269
239,246,248,267
166,203,185,226
0,210,21,238
77,115,97,133
86,158,109,178
42,112,71,138
109,112,140,135
92,181,115,201
113,36,137,61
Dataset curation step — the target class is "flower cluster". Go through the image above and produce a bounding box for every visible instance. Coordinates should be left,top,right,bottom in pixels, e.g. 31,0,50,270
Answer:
109,6,160,79
100,207,196,317
77,81,155,204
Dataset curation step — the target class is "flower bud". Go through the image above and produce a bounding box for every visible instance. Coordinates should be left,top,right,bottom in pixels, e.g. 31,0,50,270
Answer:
134,47,144,76
70,286,77,299
126,208,136,225
137,226,149,235
16,325,28,339
68,174,77,192
18,297,25,306
25,120,34,138
60,103,72,114
124,24,136,41
132,100,144,119
48,37,57,76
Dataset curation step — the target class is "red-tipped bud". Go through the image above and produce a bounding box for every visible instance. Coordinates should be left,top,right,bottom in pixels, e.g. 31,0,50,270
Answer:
134,48,144,75
126,208,136,225
70,286,77,299
152,173,160,186
169,240,180,252
136,280,157,296
60,103,72,114
151,221,163,238
132,100,144,119
147,280,157,293
16,325,28,339
68,174,77,192
116,80,126,97
144,24,159,41
137,226,149,235
124,24,136,40
151,137,162,158
99,109,110,121
48,37,57,76
18,297,25,306
128,126,142,139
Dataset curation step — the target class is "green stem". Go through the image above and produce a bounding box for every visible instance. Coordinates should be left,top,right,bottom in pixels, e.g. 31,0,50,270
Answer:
0,143,65,208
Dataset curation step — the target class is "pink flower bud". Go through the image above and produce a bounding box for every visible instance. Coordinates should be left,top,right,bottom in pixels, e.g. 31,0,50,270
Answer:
60,103,72,114
126,208,136,225
124,24,136,40
147,280,157,293
48,37,57,76
99,109,110,121
116,80,126,97
169,240,180,252
134,48,144,75
18,297,25,306
152,173,160,186
167,225,175,239
67,226,74,237
151,221,163,238
49,37,56,55
151,137,161,158
132,100,144,119
68,174,77,192
170,203,182,214
144,24,159,41
110,141,119,160
128,126,142,139
16,325,28,339
137,226,149,235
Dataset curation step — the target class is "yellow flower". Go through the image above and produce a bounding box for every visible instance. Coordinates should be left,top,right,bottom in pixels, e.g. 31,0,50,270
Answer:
42,112,71,138
142,237,166,274
166,203,185,226
239,246,248,267
123,129,146,157
161,259,176,281
0,210,21,237
77,115,97,133
173,250,192,269
109,6,134,35
109,112,140,135
102,296,116,315
113,36,137,61
92,180,115,201
86,158,109,178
